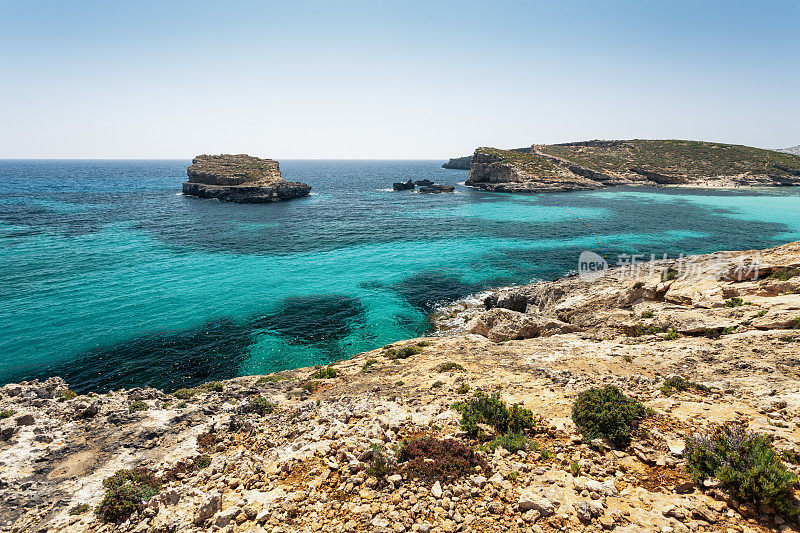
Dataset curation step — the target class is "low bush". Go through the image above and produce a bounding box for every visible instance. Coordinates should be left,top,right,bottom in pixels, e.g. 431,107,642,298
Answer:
660,376,710,396
792,317,800,329
571,385,647,447
640,310,654,319
398,438,488,481
387,345,423,360
302,381,322,393
484,432,540,454
172,388,197,400
453,392,535,439
685,424,799,518
69,503,91,515
457,383,470,395
431,380,443,389
198,381,223,393
257,375,290,384
56,389,77,401
310,365,337,379
437,362,466,373
754,309,767,318
196,432,217,452
194,455,212,469
769,267,800,281
364,444,394,481
128,400,148,413
96,468,160,522
725,297,749,308
662,329,680,341
0,409,16,419
248,396,275,416
361,359,378,372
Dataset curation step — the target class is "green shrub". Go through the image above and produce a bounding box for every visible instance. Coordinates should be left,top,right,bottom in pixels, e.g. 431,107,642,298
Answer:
661,376,710,395
96,468,161,522
570,459,581,477
175,401,187,409
172,388,196,400
195,455,212,469
416,340,431,347
257,375,290,384
56,389,78,401
622,355,633,363
248,396,275,416
792,317,800,329
129,400,148,413
69,503,91,515
640,310,654,319
431,380,443,389
453,392,535,439
310,365,337,379
769,267,800,281
754,309,767,318
571,385,647,447
776,401,788,410
484,432,538,454
724,297,748,308
387,345,423,360
662,329,679,341
198,381,223,392
663,269,680,281
361,359,378,372
398,438,488,481
629,323,667,337
0,409,16,419
685,425,799,518
302,381,322,394
633,281,644,289
457,383,470,395
721,326,736,335
364,444,394,481
437,362,466,373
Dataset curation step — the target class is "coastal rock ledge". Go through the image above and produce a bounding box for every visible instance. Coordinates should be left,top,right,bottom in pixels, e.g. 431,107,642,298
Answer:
182,154,311,203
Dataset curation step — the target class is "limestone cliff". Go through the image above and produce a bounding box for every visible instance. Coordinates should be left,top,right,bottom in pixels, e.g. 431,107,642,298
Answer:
465,140,800,193
442,156,472,170
182,154,311,203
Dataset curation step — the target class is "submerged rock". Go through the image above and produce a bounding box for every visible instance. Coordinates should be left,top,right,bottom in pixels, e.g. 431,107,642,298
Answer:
418,184,455,193
182,154,311,203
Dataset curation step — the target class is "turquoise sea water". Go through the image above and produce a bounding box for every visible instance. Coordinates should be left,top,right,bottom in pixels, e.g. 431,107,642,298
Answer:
1,159,799,392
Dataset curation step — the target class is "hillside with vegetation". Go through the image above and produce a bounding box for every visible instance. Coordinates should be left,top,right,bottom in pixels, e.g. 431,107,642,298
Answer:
465,140,800,192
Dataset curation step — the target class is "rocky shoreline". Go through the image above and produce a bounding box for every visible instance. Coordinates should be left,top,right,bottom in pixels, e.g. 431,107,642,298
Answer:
182,154,311,203
2,242,800,532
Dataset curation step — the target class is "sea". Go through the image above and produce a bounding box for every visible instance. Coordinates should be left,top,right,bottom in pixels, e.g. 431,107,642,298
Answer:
2,159,799,392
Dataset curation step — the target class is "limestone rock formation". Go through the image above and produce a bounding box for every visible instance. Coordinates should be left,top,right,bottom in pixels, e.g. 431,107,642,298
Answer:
182,154,311,203
392,179,415,191
418,184,455,193
442,156,472,169
465,140,800,193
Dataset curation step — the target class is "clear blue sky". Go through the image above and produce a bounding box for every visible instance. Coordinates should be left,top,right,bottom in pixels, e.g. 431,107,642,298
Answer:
1,0,798,158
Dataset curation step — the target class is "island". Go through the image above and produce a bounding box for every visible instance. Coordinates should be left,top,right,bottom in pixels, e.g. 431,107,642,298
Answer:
464,140,800,193
182,154,311,203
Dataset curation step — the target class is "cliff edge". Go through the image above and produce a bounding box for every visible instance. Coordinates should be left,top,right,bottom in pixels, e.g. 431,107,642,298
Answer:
182,154,311,203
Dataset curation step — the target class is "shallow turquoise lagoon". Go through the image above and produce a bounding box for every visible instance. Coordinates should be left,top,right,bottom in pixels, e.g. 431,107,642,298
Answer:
1,159,798,391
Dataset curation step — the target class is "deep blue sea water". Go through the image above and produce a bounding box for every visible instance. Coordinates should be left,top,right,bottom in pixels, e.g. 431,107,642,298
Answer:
1,159,799,392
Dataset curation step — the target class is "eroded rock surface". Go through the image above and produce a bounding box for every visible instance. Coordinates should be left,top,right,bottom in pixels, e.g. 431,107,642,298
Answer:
182,154,311,203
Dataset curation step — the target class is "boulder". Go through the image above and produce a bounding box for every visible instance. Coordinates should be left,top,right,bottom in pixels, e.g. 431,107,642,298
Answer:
465,308,577,341
414,179,434,186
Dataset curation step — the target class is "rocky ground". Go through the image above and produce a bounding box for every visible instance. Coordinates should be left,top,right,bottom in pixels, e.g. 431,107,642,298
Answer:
2,242,799,532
